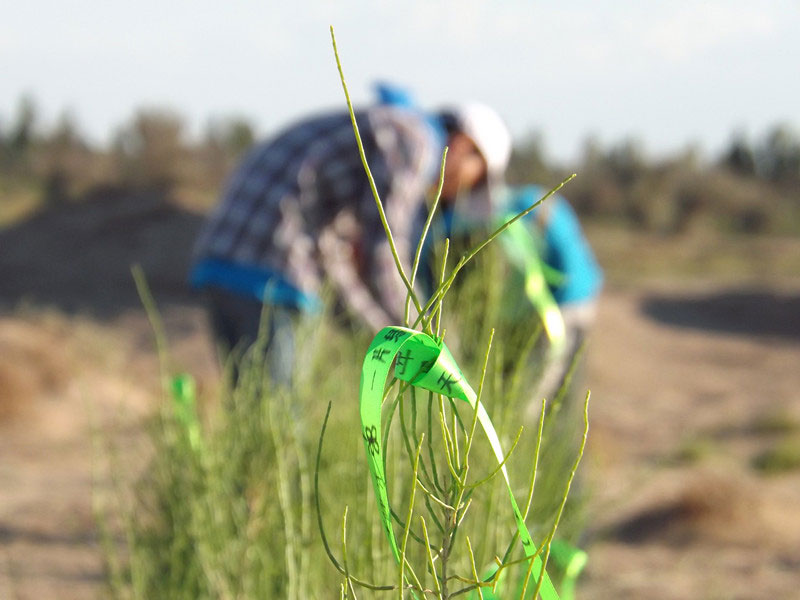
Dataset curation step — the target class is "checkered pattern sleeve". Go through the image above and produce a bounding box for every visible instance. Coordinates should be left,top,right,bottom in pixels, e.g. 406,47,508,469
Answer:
357,106,440,325
192,106,439,329
193,112,367,278
312,107,438,330
313,107,440,328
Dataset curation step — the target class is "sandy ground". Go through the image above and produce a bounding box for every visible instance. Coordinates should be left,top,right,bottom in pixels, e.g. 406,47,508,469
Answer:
1,196,799,598
581,286,800,599
2,289,799,599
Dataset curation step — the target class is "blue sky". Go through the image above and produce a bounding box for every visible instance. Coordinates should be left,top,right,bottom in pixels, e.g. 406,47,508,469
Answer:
2,0,798,161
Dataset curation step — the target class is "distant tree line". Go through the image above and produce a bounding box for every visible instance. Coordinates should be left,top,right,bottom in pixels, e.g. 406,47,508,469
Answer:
1,95,799,234
508,126,800,235
0,96,254,210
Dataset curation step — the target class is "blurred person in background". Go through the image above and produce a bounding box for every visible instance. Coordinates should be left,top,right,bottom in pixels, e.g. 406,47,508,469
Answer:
420,163,601,589
422,180,603,409
498,184,603,414
189,84,512,384
500,185,603,571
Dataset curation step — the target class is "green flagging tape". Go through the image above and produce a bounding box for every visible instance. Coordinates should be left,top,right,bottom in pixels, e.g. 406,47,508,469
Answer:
475,540,586,600
170,373,202,452
359,326,559,599
498,217,566,352
548,540,587,600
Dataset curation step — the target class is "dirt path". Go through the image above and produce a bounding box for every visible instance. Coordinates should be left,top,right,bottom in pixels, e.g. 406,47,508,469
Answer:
0,305,214,600
1,286,799,598
582,286,800,598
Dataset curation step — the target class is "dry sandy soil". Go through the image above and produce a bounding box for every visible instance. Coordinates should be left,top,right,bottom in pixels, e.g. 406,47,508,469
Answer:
1,195,799,599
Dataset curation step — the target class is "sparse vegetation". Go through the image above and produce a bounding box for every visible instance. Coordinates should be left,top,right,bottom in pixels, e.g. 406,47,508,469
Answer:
670,434,717,466
2,88,799,237
752,436,800,475
89,34,595,599
751,409,800,436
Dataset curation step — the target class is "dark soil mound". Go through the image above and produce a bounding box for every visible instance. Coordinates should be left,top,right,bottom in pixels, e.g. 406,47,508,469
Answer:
641,289,800,341
0,190,205,318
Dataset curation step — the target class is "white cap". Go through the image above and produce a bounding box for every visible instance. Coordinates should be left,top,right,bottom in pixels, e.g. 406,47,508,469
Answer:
452,102,512,178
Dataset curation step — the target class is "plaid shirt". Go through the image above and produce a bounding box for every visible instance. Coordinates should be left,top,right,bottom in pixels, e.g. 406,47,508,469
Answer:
192,106,442,331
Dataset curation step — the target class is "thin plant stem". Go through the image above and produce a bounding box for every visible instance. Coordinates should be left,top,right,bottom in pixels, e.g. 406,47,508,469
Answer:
268,398,298,600
415,174,576,331
465,536,483,600
524,398,547,519
382,391,404,473
461,330,495,478
437,397,461,484
451,402,461,473
131,264,171,384
314,402,394,592
295,413,313,598
341,507,359,600
550,342,586,417
453,494,473,531
434,239,450,338
506,322,543,406
406,148,449,329
529,391,590,600
451,330,494,547
415,481,457,512
419,516,442,597
427,391,445,496
464,428,523,490
400,392,438,498
330,26,423,318
400,437,427,597
446,397,469,442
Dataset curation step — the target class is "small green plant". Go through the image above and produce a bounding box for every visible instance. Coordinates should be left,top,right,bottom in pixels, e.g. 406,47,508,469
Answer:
95,28,591,600
669,434,717,466
320,27,588,599
752,435,800,475
750,409,800,435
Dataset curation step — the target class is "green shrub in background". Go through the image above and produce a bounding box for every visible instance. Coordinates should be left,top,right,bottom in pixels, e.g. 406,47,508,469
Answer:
95,300,585,599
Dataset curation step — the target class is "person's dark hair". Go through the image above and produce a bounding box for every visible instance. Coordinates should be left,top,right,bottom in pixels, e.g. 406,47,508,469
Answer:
437,110,459,136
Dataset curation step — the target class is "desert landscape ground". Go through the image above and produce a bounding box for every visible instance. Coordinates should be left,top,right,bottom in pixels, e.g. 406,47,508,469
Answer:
1,193,799,599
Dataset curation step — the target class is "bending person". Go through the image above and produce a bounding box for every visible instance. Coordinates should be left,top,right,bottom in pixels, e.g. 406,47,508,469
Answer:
189,93,511,385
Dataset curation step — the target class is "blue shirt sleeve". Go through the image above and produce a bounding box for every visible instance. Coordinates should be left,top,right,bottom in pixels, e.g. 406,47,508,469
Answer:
509,185,603,305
